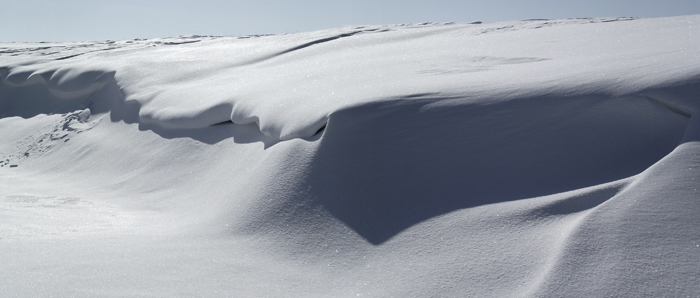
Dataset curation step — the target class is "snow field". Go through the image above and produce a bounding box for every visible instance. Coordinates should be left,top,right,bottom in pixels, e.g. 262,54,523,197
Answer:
1,15,699,297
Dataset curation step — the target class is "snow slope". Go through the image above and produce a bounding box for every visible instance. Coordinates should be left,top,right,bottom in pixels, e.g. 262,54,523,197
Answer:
1,16,699,297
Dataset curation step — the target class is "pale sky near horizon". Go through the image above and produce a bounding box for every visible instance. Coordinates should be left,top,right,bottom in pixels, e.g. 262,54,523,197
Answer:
1,0,699,42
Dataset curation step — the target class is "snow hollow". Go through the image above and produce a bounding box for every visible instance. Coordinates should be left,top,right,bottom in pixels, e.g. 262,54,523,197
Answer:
1,16,699,297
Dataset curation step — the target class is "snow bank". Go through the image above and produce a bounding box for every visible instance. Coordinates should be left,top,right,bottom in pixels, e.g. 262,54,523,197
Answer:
1,16,699,297
4,17,699,140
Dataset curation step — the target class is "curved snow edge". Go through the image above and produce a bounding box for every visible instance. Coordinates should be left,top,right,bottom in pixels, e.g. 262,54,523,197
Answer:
1,66,329,142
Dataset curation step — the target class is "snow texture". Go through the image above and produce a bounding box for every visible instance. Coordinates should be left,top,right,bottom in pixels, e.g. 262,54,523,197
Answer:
1,16,699,297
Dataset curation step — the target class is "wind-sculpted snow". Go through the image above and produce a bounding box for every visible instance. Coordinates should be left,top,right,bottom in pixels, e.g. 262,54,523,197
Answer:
300,94,689,244
0,67,114,118
1,16,700,297
4,17,699,141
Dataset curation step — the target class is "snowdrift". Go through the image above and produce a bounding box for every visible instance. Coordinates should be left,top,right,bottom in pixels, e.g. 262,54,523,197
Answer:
1,16,699,297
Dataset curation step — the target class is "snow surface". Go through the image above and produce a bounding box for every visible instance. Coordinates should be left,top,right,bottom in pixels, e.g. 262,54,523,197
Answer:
1,16,699,297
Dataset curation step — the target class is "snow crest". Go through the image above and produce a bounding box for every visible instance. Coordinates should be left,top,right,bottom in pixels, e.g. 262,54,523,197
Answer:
1,16,700,297
4,17,699,142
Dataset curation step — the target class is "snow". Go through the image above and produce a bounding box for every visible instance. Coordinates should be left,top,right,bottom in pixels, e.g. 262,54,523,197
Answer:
1,16,699,297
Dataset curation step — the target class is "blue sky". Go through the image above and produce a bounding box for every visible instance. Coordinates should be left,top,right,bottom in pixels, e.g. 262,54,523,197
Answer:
2,0,700,42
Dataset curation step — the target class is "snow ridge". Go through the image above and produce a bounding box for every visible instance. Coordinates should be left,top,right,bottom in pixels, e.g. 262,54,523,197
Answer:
1,16,700,297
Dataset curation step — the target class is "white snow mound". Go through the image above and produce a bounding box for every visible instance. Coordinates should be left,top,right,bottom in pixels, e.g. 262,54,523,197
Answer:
1,16,699,297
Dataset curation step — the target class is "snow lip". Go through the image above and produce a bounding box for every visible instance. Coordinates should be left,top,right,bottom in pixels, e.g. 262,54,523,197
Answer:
3,15,700,144
2,15,700,297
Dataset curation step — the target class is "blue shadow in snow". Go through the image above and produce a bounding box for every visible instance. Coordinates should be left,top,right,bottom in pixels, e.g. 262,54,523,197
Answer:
303,94,688,244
